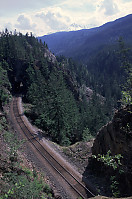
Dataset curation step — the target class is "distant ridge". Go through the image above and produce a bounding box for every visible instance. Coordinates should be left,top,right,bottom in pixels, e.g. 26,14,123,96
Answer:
38,14,132,62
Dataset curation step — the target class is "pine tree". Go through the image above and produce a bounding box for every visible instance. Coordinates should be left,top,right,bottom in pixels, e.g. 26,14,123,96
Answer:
118,37,132,105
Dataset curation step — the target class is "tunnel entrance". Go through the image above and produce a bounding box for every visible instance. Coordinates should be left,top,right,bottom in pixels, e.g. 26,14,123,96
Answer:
12,78,23,94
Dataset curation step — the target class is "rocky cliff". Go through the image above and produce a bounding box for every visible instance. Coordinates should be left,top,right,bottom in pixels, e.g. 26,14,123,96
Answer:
91,105,132,197
92,105,132,160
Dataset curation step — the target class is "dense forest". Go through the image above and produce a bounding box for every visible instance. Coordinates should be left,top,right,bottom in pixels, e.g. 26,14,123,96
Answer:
40,14,132,62
0,29,130,146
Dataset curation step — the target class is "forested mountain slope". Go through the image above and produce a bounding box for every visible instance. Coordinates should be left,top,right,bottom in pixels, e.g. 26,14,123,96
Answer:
0,26,132,198
0,29,111,146
38,14,132,118
38,14,132,62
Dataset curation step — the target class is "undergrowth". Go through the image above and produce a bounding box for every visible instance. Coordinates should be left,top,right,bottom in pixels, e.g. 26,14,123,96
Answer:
0,114,54,199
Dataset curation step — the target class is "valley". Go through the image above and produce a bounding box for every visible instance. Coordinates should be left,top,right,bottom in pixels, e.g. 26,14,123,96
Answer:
0,14,132,198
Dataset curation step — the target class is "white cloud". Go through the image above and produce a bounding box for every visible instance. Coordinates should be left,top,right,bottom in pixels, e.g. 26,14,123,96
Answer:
16,15,36,30
0,0,132,36
5,22,13,31
0,0,63,16
100,0,119,16
36,10,69,31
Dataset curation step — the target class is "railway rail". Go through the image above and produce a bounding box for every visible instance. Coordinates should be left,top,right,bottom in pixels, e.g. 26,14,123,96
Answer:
12,96,96,199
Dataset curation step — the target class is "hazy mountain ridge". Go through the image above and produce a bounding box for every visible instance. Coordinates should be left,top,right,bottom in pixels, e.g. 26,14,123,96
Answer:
38,14,132,62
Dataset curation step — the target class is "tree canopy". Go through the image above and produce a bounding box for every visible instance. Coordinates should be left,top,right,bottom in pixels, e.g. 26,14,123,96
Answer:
0,29,129,145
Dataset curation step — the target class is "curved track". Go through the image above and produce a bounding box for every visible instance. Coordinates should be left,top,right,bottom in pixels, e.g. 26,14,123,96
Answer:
12,96,96,199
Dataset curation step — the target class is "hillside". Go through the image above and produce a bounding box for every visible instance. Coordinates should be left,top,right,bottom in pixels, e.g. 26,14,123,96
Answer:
0,29,112,147
38,14,132,118
0,25,132,198
38,14,132,62
0,112,55,198
88,105,132,197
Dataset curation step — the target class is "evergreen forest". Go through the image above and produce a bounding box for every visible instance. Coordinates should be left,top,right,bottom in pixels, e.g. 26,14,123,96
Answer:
0,29,131,146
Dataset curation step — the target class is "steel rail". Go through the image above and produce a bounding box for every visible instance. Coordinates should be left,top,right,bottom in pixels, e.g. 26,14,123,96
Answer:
13,97,96,199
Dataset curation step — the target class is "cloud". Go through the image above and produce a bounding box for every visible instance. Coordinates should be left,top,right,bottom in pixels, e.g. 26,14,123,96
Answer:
0,0,132,36
5,22,13,31
60,0,96,13
36,9,70,31
100,0,119,16
0,0,64,16
0,1,32,16
15,15,36,31
122,0,132,2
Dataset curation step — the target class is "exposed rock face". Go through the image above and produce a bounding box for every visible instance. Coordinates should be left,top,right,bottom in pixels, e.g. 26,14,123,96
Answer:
91,105,132,196
44,48,56,63
92,105,132,160
80,85,105,102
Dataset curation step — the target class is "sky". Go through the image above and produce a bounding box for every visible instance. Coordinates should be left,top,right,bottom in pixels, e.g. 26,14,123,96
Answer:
0,0,132,36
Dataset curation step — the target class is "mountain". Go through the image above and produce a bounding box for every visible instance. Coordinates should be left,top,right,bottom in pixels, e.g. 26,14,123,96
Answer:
91,104,132,197
0,30,131,199
38,14,132,62
38,14,132,111
0,30,111,146
84,105,132,197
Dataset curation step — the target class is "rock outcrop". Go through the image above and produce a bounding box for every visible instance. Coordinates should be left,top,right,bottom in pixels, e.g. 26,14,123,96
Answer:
44,48,56,63
91,105,132,196
92,105,132,161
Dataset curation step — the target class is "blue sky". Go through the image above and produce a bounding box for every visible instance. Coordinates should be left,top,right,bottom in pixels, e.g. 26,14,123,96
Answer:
0,0,132,36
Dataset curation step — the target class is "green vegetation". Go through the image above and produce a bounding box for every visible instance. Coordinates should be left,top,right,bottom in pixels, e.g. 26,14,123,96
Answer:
82,127,93,142
0,28,132,198
0,29,113,146
0,115,54,199
92,150,124,197
27,69,81,145
110,176,120,198
1,29,131,146
92,150,123,171
118,37,132,105
0,62,11,109
57,56,113,135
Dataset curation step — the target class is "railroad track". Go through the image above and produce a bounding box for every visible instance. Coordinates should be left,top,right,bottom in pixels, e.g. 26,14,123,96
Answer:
12,96,96,199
